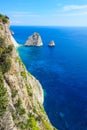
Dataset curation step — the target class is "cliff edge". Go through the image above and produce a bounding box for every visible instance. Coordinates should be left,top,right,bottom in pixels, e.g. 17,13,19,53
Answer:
0,14,57,130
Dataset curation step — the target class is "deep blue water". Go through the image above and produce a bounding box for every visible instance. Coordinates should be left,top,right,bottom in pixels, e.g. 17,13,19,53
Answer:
11,26,87,130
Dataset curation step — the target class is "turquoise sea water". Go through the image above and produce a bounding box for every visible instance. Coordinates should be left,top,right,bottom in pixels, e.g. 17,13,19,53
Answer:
11,26,87,130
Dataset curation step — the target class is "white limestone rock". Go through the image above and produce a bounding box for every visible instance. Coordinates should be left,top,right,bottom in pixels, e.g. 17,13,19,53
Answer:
48,40,55,47
25,32,43,46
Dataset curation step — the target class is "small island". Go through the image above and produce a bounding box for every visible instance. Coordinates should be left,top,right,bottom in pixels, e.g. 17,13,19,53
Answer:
25,32,43,46
48,40,55,47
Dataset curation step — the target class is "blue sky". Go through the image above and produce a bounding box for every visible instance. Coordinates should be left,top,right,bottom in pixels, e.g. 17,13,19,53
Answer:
0,0,87,26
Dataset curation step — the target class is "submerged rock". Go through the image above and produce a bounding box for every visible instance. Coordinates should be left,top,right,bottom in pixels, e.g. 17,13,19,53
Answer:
48,40,55,47
25,32,43,46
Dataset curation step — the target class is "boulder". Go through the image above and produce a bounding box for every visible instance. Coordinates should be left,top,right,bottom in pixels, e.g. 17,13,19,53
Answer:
25,32,43,46
48,40,55,47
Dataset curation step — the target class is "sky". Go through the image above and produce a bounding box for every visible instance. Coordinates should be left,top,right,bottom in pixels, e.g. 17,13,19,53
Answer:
0,0,87,26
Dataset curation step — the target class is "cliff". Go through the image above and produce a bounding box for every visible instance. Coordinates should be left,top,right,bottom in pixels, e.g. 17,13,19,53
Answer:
25,32,43,46
0,14,57,130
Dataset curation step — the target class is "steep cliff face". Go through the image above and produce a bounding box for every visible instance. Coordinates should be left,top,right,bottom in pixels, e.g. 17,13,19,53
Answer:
0,15,57,130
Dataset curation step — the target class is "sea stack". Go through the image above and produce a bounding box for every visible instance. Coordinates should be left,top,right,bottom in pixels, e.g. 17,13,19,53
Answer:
48,40,55,47
25,32,43,46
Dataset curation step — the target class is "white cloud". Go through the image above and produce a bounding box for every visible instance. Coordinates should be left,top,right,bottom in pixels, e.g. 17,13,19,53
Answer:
56,4,87,16
54,11,87,17
63,5,87,11
67,11,87,16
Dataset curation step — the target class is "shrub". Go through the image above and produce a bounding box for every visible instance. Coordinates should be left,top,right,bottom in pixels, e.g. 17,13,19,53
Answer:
21,71,27,79
38,103,45,113
18,107,26,115
0,14,9,24
6,45,13,54
0,37,5,49
17,98,26,115
26,85,32,97
17,98,22,107
12,113,18,120
0,26,3,30
0,47,3,55
27,116,40,130
0,37,13,74
4,15,9,19
11,89,18,98
33,107,37,113
15,57,22,65
1,58,11,73
35,115,42,122
43,120,52,130
28,72,33,78
18,121,26,130
18,113,40,130
0,69,8,116
2,17,8,24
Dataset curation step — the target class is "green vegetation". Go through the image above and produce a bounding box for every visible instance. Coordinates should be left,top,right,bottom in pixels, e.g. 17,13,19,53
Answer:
54,127,58,130
11,89,18,98
1,58,11,73
28,72,33,79
27,117,39,130
33,107,37,113
0,69,8,116
0,14,9,24
18,121,27,130
27,113,40,130
0,37,13,74
26,85,32,97
18,113,40,130
15,56,26,70
35,115,42,122
6,45,13,54
21,71,27,79
15,56,22,65
43,120,52,130
18,107,26,115
38,102,45,114
17,98,26,115
0,25,3,30
12,113,18,120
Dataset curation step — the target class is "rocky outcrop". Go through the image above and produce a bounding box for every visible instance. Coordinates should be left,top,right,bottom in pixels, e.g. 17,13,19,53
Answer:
25,32,43,46
48,40,55,47
0,14,57,130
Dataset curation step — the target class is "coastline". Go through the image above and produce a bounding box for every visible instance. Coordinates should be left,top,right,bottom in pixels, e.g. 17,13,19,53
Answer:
10,34,20,48
11,33,44,104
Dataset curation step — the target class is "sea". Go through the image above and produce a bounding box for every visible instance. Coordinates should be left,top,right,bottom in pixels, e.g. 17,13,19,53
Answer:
11,26,87,130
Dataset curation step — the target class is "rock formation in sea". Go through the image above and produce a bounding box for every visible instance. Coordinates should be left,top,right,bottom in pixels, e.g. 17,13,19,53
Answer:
48,40,55,47
0,14,57,130
25,32,43,46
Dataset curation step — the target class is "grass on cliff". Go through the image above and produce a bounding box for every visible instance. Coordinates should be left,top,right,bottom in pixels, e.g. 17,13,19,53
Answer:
0,36,13,116
18,113,40,130
21,71,27,79
16,98,26,115
26,85,33,97
0,37,13,74
0,69,8,116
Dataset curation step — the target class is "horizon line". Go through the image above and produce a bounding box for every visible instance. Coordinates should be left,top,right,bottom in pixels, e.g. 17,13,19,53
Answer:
10,25,87,27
